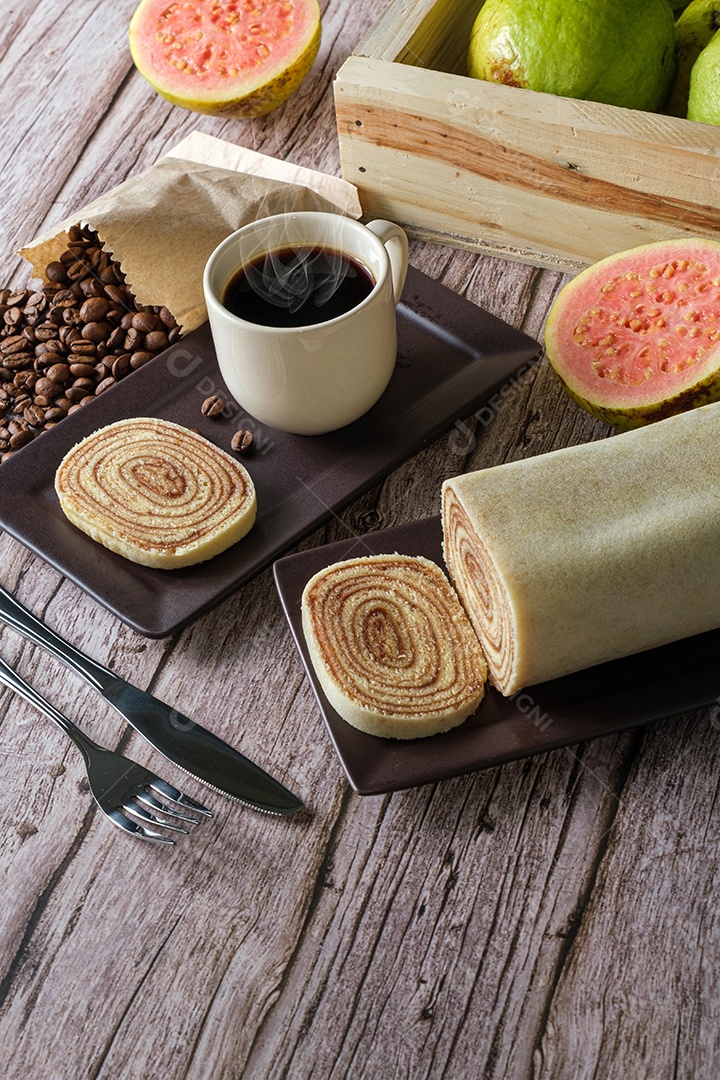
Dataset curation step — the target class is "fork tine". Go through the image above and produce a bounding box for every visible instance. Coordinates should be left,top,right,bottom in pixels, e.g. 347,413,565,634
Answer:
107,807,176,845
123,799,191,833
147,778,213,817
134,789,204,824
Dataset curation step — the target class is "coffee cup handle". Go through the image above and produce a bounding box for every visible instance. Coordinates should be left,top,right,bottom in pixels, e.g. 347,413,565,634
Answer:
365,220,409,305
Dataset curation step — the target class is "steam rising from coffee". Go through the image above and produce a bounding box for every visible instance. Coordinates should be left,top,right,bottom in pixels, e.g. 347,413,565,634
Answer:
222,241,375,329
245,246,351,314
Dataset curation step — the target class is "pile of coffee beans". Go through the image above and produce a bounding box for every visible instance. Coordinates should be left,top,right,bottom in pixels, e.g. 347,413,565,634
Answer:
0,224,181,462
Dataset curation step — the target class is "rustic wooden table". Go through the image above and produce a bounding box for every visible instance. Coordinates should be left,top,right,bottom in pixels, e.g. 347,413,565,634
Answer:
1,2,718,1078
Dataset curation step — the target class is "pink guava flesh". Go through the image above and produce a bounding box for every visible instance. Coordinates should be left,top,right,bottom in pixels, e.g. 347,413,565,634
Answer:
545,239,720,429
129,0,321,115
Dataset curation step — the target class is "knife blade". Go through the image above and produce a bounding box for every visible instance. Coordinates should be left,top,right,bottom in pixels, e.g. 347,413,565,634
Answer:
0,584,303,816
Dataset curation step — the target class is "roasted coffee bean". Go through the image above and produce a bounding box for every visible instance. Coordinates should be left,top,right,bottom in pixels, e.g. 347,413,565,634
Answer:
33,377,58,398
9,427,33,449
130,350,153,369
79,297,111,323
66,260,91,282
65,386,88,404
201,395,226,418
4,353,33,370
144,330,169,352
70,340,97,356
44,407,67,422
59,325,81,345
1,334,30,355
51,291,77,309
46,362,71,383
81,320,110,344
33,333,58,349
107,325,126,351
14,370,37,389
68,362,95,379
104,284,129,306
99,265,121,286
231,429,254,454
131,311,158,333
24,404,45,427
111,354,131,378
124,327,143,350
80,277,106,299
95,376,115,395
45,261,68,284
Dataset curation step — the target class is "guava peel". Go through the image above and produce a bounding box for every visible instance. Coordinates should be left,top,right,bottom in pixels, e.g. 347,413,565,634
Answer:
466,0,676,113
129,0,321,119
544,238,720,430
666,0,720,118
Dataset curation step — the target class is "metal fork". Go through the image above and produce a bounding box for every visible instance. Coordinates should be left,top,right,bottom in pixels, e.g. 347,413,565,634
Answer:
0,654,212,844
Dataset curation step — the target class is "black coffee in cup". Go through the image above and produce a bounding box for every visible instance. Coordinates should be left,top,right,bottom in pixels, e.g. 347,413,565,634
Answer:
222,244,375,328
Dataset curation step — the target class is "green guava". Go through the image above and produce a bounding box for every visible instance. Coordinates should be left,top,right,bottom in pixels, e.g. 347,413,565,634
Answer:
666,0,720,117
467,0,676,112
129,0,321,119
544,238,720,430
687,27,720,122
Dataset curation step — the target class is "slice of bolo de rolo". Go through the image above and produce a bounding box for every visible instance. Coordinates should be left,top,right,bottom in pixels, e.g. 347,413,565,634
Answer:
301,554,487,740
54,417,257,569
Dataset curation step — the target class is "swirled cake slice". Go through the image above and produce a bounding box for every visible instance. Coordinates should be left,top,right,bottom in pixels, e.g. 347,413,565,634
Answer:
55,417,256,569
301,554,487,740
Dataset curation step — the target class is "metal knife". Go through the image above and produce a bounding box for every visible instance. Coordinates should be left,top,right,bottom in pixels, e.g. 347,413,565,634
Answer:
0,584,303,816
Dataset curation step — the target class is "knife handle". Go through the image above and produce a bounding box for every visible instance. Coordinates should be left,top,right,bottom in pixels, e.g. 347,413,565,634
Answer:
0,583,111,691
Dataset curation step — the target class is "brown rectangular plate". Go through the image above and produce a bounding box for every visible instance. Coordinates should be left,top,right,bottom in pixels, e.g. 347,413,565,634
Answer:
0,266,539,637
273,515,720,794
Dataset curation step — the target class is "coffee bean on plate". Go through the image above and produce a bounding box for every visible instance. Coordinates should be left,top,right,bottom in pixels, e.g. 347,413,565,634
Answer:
201,394,226,418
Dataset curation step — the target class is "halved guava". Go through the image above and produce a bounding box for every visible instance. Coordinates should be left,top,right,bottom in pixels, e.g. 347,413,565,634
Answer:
544,238,720,430
129,0,321,119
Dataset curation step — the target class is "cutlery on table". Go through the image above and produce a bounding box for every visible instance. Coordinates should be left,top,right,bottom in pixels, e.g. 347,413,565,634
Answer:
0,584,304,817
0,653,211,844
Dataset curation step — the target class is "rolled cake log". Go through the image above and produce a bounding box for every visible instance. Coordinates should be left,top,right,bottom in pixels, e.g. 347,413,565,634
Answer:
442,402,720,695
55,417,256,569
301,554,487,739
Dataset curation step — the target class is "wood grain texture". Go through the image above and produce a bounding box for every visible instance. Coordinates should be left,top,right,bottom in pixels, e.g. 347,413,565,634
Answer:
0,2,719,1079
335,32,720,271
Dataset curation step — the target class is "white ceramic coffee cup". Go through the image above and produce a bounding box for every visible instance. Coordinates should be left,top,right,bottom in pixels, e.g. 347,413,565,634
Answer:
203,211,409,435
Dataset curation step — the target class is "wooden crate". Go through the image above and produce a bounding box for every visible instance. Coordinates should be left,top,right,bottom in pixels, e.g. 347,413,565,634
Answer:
334,0,720,274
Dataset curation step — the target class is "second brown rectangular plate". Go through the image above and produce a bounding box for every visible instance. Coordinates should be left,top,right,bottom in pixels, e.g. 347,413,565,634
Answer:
274,515,720,795
0,266,539,637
